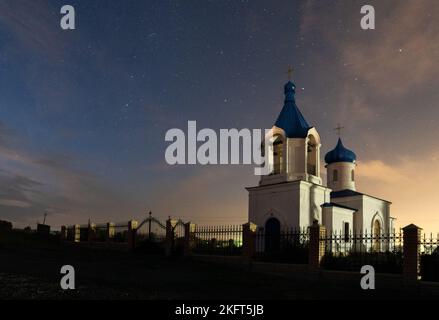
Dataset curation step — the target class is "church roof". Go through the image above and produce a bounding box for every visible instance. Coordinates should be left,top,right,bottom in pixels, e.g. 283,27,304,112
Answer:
331,189,392,204
321,202,357,212
274,81,311,138
324,138,357,164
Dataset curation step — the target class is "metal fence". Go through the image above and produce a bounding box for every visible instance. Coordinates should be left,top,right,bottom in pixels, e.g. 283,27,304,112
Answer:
321,230,404,273
254,227,309,264
135,216,167,253
193,225,243,256
420,233,439,281
136,216,166,243
94,223,108,242
113,222,129,243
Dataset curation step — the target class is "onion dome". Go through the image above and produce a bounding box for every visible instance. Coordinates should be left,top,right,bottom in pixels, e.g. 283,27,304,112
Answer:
325,138,357,164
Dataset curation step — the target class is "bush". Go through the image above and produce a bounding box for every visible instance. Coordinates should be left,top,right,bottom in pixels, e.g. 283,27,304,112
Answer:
421,253,439,282
0,220,13,232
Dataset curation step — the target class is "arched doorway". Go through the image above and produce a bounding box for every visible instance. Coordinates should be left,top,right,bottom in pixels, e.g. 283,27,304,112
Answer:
265,218,281,253
373,219,381,252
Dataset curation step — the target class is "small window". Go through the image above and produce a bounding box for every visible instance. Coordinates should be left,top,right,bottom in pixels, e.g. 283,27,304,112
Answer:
344,222,350,242
351,170,355,181
273,135,283,175
333,169,338,182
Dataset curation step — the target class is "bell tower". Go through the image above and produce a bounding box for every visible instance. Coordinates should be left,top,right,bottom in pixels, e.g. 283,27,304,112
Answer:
260,79,322,186
248,72,331,230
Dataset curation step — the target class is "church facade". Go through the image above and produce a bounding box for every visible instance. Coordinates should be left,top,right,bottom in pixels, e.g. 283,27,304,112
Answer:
247,80,395,238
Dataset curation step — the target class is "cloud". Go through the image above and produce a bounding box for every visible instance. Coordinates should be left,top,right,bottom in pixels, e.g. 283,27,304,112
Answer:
147,165,255,225
357,153,439,233
0,125,138,228
357,160,408,185
0,199,32,208
0,0,64,59
341,1,439,97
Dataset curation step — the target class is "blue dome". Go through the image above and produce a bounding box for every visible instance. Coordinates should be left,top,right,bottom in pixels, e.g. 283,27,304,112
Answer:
325,138,357,164
274,81,311,138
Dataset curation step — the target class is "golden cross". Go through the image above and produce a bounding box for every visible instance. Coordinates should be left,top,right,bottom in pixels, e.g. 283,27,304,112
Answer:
286,66,294,80
334,124,345,137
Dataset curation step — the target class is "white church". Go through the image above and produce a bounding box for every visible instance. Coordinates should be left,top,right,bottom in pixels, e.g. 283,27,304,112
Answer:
247,79,395,238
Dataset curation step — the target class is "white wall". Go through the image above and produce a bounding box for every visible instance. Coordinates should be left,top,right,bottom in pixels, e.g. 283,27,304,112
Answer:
330,195,391,234
322,206,355,234
327,162,356,191
247,180,331,229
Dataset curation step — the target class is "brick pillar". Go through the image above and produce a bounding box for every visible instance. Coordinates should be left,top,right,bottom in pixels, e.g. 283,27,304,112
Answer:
73,224,80,243
165,218,174,256
128,220,138,251
88,223,96,243
403,224,422,283
242,222,257,258
106,222,115,242
308,222,326,271
183,222,196,256
60,226,67,241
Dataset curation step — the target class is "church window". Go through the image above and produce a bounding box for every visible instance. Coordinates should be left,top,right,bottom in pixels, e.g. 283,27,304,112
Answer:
306,135,317,176
273,135,283,175
351,169,355,181
373,219,381,252
333,169,338,182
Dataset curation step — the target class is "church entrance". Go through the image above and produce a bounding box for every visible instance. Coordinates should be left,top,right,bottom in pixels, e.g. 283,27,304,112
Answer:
265,218,281,253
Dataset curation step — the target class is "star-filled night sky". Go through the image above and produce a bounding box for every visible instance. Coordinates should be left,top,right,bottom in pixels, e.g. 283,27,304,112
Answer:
1,0,439,232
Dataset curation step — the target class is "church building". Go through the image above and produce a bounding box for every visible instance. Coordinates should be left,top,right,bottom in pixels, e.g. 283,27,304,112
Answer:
247,78,394,238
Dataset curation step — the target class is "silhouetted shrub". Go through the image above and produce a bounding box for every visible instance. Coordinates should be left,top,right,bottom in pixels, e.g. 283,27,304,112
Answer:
0,220,13,232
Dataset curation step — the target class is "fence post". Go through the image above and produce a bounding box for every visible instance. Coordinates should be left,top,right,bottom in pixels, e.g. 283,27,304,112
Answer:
73,224,80,243
106,222,115,242
128,220,138,251
88,223,96,243
183,222,196,256
242,222,257,258
308,221,326,272
403,224,422,283
165,218,174,256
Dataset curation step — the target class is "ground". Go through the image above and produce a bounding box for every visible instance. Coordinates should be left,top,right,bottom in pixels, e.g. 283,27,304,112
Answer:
0,233,438,300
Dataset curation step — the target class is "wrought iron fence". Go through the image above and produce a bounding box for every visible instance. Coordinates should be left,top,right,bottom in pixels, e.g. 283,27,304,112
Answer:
135,215,167,253
113,222,129,243
136,216,166,243
254,227,309,264
420,233,439,282
94,223,108,242
193,225,243,256
321,229,403,273
79,224,89,241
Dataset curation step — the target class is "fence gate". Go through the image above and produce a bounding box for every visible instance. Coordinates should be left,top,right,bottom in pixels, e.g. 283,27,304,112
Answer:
136,214,167,253
171,219,186,255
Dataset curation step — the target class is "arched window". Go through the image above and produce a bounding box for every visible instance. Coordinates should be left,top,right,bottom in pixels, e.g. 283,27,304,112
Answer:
307,135,317,176
333,169,338,182
351,169,355,181
273,135,283,175
373,219,381,252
